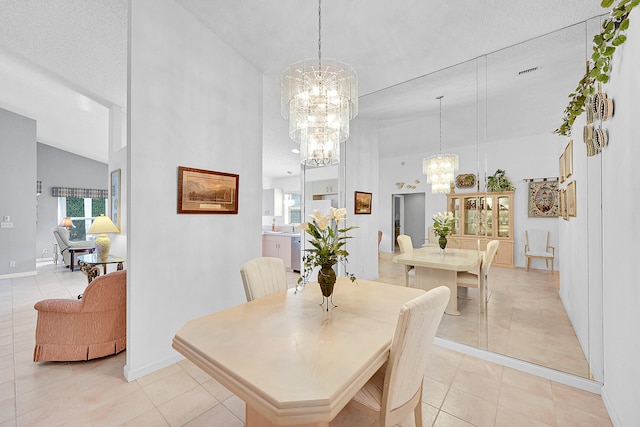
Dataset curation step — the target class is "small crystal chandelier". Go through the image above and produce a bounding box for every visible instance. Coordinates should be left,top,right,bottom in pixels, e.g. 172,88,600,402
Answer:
423,96,458,194
281,0,358,166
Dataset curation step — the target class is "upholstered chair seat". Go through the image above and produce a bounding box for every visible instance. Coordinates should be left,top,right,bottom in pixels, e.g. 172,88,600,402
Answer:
33,270,126,362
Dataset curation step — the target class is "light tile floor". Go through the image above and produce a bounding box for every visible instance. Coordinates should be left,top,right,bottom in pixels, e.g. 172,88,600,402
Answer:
377,252,590,378
0,260,611,426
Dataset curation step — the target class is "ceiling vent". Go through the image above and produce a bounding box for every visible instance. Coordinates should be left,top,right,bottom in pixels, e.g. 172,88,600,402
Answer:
518,66,539,76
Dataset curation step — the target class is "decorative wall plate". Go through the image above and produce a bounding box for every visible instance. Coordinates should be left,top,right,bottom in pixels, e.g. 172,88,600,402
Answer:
455,173,476,189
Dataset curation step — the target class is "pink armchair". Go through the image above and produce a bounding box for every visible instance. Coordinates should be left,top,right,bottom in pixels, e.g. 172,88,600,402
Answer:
33,270,126,362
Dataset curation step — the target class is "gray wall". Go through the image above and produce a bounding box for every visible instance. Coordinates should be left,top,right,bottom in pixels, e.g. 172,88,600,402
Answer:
0,108,36,276
404,193,426,248
36,143,108,259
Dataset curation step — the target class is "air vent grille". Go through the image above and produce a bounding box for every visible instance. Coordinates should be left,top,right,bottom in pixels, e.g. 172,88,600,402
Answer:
518,67,539,75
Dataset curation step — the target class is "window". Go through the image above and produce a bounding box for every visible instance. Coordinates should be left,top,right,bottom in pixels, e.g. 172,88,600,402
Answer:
58,197,107,241
284,193,301,225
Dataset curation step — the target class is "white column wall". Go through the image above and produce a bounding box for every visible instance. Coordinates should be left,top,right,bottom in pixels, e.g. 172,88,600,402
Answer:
596,9,640,425
126,0,263,380
344,119,380,281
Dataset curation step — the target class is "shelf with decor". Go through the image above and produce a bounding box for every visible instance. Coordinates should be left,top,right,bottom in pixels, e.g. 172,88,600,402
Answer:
446,191,514,268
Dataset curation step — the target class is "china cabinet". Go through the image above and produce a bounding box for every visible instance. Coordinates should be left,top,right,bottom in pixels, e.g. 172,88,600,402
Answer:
446,191,514,267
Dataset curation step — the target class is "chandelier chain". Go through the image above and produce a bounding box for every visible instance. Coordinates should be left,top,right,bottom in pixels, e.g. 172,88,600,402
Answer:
318,0,322,69
437,95,443,154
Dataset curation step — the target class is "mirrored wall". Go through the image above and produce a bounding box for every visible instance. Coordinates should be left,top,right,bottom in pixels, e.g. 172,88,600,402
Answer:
358,17,602,380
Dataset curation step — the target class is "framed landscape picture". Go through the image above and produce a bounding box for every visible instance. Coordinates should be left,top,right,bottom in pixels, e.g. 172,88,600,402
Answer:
354,191,372,214
177,166,239,214
110,169,121,232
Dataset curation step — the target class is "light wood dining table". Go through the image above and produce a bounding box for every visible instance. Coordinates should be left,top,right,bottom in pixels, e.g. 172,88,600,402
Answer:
172,277,425,426
393,246,482,316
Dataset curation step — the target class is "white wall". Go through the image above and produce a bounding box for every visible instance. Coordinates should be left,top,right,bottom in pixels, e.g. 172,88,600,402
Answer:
596,8,640,425
126,0,263,380
344,119,380,281
378,125,560,271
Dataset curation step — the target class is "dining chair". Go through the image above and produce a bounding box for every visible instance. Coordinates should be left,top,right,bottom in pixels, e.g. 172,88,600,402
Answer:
349,286,450,427
525,229,555,273
240,257,288,302
396,235,415,287
456,240,500,314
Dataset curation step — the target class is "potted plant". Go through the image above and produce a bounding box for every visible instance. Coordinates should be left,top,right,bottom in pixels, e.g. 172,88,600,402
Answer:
297,208,357,300
487,169,515,193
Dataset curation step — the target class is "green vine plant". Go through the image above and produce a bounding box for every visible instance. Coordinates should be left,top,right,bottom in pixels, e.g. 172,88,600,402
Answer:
555,0,639,136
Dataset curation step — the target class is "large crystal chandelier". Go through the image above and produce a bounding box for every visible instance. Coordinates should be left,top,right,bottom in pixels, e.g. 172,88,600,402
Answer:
281,0,358,166
423,96,458,193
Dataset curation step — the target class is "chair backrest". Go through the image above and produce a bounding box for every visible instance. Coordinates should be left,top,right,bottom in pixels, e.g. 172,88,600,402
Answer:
525,229,549,253
482,240,500,276
81,270,127,313
381,286,450,421
397,235,413,255
52,226,72,250
240,257,288,302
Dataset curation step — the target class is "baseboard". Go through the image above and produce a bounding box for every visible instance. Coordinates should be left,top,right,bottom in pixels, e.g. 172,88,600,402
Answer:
123,353,184,382
600,386,621,427
0,270,37,279
434,337,603,394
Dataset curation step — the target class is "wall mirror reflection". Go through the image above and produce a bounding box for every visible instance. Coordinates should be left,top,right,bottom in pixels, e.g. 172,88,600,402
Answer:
363,17,603,381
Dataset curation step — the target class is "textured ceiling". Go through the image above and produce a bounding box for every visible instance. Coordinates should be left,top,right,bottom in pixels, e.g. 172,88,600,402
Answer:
0,0,606,177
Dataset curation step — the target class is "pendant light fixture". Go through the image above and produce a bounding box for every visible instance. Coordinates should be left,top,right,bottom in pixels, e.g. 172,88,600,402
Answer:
281,0,358,166
423,96,458,193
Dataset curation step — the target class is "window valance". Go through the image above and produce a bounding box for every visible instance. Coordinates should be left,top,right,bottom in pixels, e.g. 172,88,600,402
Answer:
51,187,108,199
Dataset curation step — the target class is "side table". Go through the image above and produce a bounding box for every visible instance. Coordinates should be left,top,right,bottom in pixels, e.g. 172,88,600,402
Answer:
68,247,95,271
77,254,126,284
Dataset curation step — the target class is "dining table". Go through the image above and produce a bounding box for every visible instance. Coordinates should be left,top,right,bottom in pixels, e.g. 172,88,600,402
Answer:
172,277,425,426
393,245,482,316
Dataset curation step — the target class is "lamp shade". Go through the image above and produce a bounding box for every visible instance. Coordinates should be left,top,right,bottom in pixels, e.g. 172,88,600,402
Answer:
88,215,119,235
59,217,74,229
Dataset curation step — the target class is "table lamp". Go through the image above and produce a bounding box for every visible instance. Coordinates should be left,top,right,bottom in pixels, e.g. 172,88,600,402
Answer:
59,217,74,229
87,215,119,259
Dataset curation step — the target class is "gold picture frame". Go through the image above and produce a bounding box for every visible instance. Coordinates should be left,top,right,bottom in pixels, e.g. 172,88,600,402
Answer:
567,180,577,217
110,169,121,232
354,191,372,214
177,166,239,214
560,188,568,220
559,152,566,183
564,140,574,179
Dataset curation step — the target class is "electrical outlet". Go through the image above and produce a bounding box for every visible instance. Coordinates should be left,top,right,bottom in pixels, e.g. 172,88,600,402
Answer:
9,261,15,268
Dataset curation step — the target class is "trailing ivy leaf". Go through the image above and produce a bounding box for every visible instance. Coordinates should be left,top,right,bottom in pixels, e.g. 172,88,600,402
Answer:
604,46,617,56
620,18,630,30
597,74,609,83
612,34,627,45
601,0,615,6
589,68,601,78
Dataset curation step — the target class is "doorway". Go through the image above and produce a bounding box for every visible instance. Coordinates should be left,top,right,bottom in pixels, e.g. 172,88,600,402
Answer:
392,193,425,250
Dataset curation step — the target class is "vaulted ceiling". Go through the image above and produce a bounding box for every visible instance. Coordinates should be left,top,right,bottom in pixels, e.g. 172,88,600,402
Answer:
0,0,605,178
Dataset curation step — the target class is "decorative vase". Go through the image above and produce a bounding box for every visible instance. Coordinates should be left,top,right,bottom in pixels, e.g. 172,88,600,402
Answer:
438,236,448,253
318,265,337,297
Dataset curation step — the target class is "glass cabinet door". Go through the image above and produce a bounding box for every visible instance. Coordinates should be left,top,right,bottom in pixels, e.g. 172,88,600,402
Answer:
497,195,510,238
463,196,485,236
484,197,493,237
449,197,460,235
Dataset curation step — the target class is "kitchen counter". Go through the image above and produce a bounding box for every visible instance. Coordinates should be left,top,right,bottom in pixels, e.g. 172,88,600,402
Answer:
262,231,301,237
